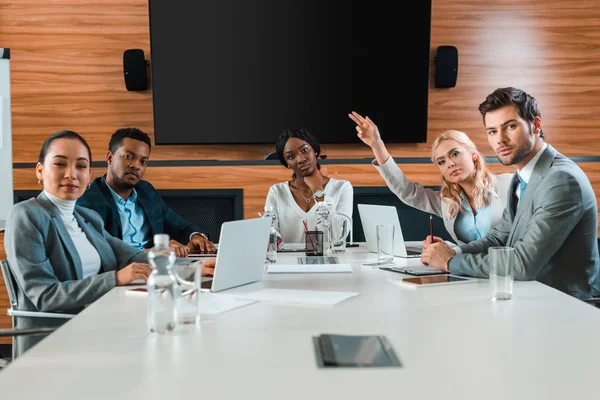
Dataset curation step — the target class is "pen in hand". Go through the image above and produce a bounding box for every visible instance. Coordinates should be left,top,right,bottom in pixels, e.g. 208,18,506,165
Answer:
429,214,433,241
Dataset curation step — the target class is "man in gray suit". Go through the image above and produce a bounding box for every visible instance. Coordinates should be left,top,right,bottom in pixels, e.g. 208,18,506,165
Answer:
421,87,600,299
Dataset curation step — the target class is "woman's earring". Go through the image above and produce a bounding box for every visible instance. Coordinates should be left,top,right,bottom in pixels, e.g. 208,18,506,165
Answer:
87,183,91,190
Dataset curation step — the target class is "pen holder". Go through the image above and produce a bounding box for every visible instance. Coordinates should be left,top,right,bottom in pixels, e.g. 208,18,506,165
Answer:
305,231,324,256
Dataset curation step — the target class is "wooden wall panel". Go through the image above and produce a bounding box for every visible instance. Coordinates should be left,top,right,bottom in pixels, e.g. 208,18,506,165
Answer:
0,0,598,162
2,0,600,346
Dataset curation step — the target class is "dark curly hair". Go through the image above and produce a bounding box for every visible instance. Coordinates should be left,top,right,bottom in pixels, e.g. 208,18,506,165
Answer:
109,127,152,153
478,87,544,139
275,127,321,167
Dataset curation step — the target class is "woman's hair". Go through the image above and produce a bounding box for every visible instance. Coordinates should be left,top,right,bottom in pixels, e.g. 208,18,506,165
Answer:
431,130,495,219
38,130,93,164
275,127,321,178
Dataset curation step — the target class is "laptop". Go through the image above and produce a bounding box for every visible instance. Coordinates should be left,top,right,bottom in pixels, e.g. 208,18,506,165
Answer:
201,217,272,292
357,204,422,258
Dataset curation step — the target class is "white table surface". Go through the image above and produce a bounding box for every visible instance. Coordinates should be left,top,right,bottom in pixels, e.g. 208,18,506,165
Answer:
1,243,599,399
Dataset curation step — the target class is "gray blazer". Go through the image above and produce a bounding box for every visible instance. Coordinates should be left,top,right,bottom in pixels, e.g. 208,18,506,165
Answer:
450,145,600,299
374,156,513,245
4,192,147,355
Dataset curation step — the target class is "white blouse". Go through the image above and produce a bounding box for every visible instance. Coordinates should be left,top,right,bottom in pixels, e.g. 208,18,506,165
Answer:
44,191,102,278
264,178,354,243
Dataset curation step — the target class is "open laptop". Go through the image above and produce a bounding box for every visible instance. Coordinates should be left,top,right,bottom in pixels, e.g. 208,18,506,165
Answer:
201,217,272,292
357,204,422,258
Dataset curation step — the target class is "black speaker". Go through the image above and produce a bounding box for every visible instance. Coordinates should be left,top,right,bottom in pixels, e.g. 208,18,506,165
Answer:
435,46,458,88
123,49,147,91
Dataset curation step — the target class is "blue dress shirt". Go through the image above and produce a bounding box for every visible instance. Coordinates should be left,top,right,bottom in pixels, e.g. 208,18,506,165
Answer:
103,177,150,250
453,194,492,243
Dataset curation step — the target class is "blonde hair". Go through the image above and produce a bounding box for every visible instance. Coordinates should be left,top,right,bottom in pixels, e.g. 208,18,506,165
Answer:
431,130,496,219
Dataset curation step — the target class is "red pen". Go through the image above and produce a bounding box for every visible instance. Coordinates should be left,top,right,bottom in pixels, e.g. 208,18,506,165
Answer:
302,219,317,253
429,215,433,240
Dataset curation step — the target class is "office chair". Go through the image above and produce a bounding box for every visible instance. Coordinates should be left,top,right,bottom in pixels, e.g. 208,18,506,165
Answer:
579,237,600,308
264,152,278,160
1,260,75,362
0,328,57,368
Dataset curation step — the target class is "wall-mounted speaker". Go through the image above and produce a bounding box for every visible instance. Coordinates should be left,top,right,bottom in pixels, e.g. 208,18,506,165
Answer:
435,46,458,88
123,49,148,91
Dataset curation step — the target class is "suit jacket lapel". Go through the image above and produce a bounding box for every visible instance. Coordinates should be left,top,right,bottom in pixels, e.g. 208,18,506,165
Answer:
507,145,557,245
37,192,84,279
507,173,519,218
135,185,159,237
73,210,115,273
98,176,124,238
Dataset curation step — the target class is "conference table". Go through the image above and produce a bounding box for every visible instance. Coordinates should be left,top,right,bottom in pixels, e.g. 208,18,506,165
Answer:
1,244,599,399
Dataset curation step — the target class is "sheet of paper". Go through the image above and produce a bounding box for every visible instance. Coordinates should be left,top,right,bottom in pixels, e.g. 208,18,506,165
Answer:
237,288,359,306
266,263,353,274
126,290,257,315
198,293,257,315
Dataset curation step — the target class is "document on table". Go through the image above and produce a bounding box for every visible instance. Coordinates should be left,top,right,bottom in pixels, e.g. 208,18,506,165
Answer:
127,290,257,315
266,263,353,274
237,288,359,306
198,293,257,315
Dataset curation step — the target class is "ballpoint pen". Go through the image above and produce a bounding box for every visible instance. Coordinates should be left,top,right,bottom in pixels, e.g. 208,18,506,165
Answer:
429,215,433,240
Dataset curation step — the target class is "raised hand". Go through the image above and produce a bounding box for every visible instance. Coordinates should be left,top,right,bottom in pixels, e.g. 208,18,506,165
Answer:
348,111,391,166
348,111,381,148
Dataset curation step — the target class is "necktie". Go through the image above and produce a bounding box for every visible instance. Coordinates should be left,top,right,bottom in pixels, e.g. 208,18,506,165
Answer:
518,175,527,202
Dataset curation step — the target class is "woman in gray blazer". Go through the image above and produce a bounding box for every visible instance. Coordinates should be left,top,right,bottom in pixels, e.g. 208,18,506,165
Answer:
349,112,512,245
4,130,152,356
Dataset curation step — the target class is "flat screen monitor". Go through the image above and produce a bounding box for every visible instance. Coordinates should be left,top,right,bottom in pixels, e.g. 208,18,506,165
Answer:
148,1,432,145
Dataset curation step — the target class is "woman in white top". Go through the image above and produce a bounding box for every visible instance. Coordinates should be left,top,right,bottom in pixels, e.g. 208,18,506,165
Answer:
349,112,512,245
265,127,353,243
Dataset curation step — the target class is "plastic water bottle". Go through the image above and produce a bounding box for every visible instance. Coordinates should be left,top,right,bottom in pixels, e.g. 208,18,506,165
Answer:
263,206,279,264
147,233,180,333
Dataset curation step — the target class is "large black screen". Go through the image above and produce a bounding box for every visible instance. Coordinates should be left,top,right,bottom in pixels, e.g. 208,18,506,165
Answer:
148,1,432,145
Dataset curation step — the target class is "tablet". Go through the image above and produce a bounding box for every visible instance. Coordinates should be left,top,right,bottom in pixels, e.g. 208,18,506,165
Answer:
313,334,402,368
379,265,447,276
391,274,478,288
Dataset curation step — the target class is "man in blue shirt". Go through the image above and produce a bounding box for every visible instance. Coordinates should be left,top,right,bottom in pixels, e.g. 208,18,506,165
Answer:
78,128,215,257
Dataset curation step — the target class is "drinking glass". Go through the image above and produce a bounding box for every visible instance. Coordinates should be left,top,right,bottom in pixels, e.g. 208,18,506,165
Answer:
376,224,395,264
171,258,203,325
330,215,349,253
489,247,515,301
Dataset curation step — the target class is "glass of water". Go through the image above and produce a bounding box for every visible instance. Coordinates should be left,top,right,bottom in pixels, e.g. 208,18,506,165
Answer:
330,215,349,253
172,258,203,325
489,247,515,301
376,224,395,265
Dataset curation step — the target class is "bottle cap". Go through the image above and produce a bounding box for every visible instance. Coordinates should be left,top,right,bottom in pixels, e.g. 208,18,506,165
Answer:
153,234,169,247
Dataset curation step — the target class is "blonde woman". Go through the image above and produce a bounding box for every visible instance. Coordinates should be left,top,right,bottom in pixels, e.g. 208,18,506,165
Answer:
349,112,512,245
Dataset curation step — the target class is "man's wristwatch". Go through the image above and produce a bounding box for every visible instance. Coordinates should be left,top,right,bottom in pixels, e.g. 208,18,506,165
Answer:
192,232,209,240
313,189,325,199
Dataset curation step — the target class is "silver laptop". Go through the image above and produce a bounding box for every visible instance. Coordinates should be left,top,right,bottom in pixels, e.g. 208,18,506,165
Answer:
357,204,422,258
201,217,272,292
